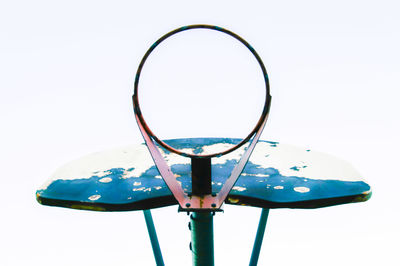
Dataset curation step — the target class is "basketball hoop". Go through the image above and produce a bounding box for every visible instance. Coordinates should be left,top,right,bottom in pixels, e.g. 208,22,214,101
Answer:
132,24,271,159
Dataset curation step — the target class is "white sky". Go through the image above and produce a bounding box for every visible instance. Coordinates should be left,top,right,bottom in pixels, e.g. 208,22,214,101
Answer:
1,0,399,265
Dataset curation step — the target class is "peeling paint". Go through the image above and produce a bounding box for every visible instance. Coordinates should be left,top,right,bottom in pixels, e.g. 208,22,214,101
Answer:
88,194,101,201
96,170,112,178
294,187,310,193
99,177,112,183
232,186,246,192
241,173,270,178
37,138,371,211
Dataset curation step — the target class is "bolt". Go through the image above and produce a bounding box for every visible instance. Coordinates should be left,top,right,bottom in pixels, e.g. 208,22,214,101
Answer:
211,203,216,208
186,203,191,208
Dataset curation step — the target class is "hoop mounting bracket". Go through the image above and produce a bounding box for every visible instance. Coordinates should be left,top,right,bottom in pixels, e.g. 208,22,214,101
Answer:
133,24,271,211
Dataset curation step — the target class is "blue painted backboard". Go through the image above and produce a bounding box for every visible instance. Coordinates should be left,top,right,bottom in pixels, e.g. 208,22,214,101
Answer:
36,138,371,211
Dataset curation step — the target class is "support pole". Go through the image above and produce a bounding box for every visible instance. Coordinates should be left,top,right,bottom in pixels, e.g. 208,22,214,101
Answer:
143,210,165,266
249,208,270,266
190,212,214,266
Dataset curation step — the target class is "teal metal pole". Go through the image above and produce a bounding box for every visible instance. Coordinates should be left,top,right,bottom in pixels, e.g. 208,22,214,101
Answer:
249,208,270,266
190,212,214,266
143,210,165,266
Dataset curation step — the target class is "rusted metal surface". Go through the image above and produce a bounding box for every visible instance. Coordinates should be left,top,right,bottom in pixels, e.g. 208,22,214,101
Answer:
215,112,269,206
134,113,187,206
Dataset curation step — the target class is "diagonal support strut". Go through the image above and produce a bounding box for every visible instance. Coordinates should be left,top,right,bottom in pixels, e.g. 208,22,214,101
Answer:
249,208,270,266
143,210,165,266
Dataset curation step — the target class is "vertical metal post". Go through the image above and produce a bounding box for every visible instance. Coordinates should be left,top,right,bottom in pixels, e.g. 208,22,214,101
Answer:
190,212,214,266
249,208,270,266
143,210,165,266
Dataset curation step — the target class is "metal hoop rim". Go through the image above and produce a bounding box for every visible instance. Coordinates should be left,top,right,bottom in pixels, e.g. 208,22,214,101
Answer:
133,24,271,158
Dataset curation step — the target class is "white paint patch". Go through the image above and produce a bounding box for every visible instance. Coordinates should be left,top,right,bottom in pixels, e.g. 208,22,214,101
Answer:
160,148,190,167
274,186,284,189
294,187,310,193
88,195,101,201
241,173,270,178
207,143,246,165
95,170,112,178
133,187,145,192
133,182,141,186
99,177,112,183
201,143,235,155
154,186,162,190
43,144,156,189
39,179,54,190
249,142,363,182
40,139,365,190
232,186,246,192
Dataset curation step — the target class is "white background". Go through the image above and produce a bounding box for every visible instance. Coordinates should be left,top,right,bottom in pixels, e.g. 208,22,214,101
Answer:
1,0,399,265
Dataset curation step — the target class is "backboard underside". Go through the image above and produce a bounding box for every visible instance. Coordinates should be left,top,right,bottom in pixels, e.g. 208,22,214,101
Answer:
36,138,371,211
